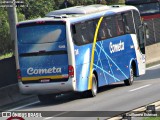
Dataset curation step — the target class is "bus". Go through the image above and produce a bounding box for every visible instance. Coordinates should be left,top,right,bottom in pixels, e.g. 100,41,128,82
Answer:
125,0,160,45
15,5,147,103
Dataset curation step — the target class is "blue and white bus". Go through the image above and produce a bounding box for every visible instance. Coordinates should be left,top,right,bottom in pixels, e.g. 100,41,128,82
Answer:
15,5,147,103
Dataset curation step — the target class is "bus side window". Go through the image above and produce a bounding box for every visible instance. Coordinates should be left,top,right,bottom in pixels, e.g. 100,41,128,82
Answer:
72,24,76,34
133,10,145,54
72,23,84,45
72,24,77,45
116,14,125,35
133,10,141,34
81,22,89,44
105,16,117,38
72,21,95,46
122,11,135,34
138,25,145,54
86,20,95,43
98,19,108,40
98,15,120,40
123,14,130,33
102,17,112,38
71,24,78,45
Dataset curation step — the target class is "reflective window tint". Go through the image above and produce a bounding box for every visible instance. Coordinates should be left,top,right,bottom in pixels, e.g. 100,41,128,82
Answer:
72,11,138,46
122,11,135,34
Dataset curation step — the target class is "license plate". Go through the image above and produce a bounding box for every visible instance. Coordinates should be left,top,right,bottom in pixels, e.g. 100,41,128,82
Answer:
40,79,50,83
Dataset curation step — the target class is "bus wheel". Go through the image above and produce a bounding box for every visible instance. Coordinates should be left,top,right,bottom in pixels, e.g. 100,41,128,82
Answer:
124,66,134,86
38,94,56,104
88,74,98,97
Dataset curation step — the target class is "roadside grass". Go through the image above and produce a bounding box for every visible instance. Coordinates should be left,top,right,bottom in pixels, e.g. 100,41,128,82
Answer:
0,53,13,60
143,117,160,120
119,0,125,4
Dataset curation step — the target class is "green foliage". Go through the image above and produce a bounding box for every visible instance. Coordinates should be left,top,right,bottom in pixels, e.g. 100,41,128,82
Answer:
0,52,13,60
17,9,25,22
0,8,12,56
143,117,160,120
86,0,95,5
0,0,121,58
105,0,119,4
18,0,55,19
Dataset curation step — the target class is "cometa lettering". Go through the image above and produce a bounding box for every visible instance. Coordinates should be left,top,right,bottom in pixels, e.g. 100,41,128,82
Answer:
27,67,61,75
109,41,124,53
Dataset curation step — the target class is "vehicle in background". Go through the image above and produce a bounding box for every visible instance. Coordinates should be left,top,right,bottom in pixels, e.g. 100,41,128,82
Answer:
125,0,160,45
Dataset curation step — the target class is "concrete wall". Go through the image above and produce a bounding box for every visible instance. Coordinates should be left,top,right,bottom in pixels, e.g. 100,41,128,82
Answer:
0,43,160,107
0,57,34,107
0,84,34,107
0,57,17,88
146,43,160,66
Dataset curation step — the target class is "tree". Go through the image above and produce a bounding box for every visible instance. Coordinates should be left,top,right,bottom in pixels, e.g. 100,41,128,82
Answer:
0,0,122,57
0,8,11,55
105,0,119,4
59,0,74,9
18,0,56,19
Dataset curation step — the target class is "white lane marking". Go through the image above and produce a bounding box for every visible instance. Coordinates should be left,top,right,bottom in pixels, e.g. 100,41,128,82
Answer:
147,64,160,70
44,117,53,120
8,101,39,111
43,111,69,120
53,111,69,117
129,84,151,92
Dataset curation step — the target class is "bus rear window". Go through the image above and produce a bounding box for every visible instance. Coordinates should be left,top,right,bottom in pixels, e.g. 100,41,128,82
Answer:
17,22,66,44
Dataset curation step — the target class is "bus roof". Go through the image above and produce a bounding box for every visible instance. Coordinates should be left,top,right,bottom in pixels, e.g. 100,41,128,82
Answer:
65,5,138,23
46,4,110,16
17,5,138,25
125,0,160,5
45,5,138,19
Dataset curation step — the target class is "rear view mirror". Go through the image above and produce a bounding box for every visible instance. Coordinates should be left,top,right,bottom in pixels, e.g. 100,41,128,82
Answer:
143,23,149,39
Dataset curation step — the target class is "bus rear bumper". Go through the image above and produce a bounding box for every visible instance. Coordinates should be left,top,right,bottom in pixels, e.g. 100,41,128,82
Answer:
18,79,73,95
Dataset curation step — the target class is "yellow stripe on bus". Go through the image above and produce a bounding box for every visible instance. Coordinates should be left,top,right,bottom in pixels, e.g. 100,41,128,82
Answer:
88,16,104,90
21,75,65,81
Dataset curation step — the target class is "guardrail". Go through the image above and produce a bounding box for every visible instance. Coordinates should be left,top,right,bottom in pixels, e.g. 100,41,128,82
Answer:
108,101,160,120
145,18,160,46
0,57,17,88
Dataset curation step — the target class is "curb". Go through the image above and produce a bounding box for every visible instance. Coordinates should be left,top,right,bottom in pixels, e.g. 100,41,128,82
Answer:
146,60,160,68
146,43,160,67
0,84,37,110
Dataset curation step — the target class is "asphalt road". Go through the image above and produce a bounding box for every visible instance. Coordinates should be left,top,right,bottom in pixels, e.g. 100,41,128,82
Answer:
3,64,160,120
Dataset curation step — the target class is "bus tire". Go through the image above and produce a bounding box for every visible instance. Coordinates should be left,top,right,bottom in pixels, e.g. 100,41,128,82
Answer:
88,74,98,97
38,94,56,104
124,66,134,86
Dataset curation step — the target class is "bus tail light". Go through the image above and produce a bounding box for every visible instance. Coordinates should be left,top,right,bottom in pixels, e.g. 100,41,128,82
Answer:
68,65,74,78
17,69,22,79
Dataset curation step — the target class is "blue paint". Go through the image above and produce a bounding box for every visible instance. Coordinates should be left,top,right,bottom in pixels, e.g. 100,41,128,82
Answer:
17,24,69,78
74,34,137,91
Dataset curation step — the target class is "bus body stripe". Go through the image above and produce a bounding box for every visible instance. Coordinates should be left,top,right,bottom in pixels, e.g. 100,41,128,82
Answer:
96,43,128,79
88,16,104,90
21,75,67,81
